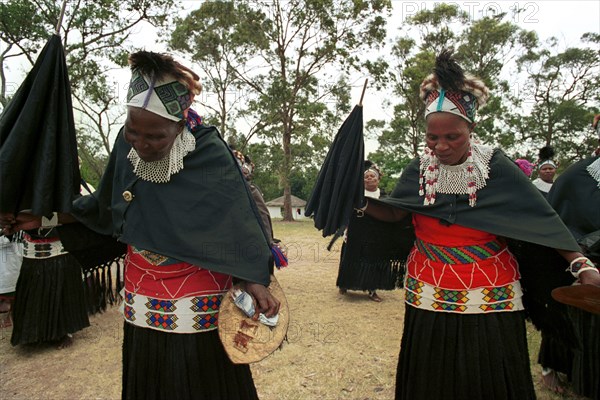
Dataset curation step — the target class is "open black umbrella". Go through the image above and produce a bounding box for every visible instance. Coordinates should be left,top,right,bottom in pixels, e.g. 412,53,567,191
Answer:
304,81,367,236
0,32,80,217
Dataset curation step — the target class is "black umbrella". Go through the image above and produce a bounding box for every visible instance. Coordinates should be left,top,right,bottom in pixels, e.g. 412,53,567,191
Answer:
0,33,80,217
305,81,368,236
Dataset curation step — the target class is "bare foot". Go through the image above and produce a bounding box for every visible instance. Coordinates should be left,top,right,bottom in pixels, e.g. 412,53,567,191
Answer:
541,370,565,394
0,312,11,328
57,334,74,349
339,288,347,295
0,300,11,313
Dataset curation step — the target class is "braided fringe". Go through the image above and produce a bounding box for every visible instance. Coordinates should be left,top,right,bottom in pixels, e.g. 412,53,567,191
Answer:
83,256,125,315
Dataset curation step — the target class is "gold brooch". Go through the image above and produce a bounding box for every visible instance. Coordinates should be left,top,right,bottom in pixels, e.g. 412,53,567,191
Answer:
123,190,134,202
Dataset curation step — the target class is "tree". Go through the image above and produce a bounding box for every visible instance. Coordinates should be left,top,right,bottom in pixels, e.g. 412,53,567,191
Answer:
234,0,391,221
169,1,271,143
0,0,177,167
367,4,539,169
509,33,600,163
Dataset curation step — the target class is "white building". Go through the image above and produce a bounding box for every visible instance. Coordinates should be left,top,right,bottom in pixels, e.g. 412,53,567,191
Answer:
265,195,307,220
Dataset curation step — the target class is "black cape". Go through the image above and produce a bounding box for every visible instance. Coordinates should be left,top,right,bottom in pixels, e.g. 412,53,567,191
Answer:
66,124,272,286
380,149,579,252
305,105,365,236
0,35,80,216
547,155,600,253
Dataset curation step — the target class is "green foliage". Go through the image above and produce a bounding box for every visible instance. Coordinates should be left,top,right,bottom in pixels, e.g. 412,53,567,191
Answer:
0,0,176,163
510,34,600,162
366,149,411,194
170,0,391,220
169,1,271,141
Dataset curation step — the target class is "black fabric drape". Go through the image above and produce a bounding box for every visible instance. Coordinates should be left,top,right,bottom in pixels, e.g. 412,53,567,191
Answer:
547,156,600,253
381,150,579,252
68,124,272,286
336,214,413,291
305,105,365,236
0,35,80,216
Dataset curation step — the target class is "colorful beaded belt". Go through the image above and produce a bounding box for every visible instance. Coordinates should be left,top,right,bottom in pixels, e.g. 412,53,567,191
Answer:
415,238,503,264
122,289,226,334
22,236,66,259
404,276,524,314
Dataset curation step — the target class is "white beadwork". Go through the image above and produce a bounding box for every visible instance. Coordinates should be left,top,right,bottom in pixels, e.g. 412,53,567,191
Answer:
586,157,600,188
127,128,196,183
419,143,494,207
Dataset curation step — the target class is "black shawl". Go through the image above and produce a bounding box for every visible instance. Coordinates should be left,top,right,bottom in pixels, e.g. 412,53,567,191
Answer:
62,124,272,286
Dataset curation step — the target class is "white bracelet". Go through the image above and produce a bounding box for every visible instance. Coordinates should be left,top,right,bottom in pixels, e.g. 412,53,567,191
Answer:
41,212,59,228
567,256,598,278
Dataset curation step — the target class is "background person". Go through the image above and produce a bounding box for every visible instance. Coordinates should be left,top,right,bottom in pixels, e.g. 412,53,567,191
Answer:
533,146,558,196
537,113,600,398
336,161,402,302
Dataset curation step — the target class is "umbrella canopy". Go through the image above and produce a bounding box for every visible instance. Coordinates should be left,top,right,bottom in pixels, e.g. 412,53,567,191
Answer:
0,34,80,216
305,104,365,236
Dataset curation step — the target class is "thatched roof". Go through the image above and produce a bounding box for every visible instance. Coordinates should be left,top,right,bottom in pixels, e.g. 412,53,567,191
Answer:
265,195,306,207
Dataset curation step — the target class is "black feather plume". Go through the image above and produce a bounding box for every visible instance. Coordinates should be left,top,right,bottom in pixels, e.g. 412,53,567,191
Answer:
434,49,465,92
128,51,194,83
538,145,555,161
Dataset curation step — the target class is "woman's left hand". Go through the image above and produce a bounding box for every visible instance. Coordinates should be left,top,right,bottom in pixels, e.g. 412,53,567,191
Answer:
245,282,280,319
579,269,600,287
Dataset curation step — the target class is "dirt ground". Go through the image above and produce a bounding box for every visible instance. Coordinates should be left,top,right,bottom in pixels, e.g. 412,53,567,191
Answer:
0,221,574,399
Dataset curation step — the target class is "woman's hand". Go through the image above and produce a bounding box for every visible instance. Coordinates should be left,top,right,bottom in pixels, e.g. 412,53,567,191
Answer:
0,212,16,229
244,282,280,319
1,211,42,235
579,269,600,287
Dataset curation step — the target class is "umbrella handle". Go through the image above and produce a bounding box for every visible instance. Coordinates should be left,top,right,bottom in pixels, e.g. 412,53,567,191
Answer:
358,79,368,106
55,0,68,35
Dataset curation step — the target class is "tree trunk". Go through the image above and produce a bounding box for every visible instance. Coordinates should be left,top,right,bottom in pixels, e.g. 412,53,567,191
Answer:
281,126,294,221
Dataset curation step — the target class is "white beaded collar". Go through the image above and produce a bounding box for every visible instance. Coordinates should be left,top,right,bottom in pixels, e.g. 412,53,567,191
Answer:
127,128,196,183
586,157,600,188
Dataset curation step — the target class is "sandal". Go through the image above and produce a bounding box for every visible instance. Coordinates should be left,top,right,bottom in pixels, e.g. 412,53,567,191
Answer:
369,292,382,302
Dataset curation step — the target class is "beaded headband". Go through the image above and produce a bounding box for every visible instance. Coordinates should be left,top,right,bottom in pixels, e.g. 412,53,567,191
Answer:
126,70,193,122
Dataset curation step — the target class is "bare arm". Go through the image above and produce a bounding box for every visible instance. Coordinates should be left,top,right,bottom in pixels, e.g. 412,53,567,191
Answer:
556,249,600,286
362,199,409,222
1,211,76,235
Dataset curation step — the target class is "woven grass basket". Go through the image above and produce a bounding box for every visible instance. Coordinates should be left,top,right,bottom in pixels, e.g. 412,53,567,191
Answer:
218,275,289,364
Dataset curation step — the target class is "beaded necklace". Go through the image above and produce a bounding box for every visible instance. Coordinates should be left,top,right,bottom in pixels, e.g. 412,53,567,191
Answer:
127,128,196,183
419,143,494,207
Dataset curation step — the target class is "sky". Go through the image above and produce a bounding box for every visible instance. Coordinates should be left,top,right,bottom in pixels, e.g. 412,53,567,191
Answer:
2,1,599,153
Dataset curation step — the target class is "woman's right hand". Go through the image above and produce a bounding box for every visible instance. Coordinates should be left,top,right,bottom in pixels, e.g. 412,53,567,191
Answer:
0,211,41,235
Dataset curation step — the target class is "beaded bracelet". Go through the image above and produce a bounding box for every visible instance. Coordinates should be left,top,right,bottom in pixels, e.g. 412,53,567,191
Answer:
41,212,59,229
567,256,599,278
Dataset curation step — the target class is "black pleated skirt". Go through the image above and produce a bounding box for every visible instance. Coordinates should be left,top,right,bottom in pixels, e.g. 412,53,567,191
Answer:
336,214,412,291
10,254,89,345
395,306,536,400
537,329,573,376
122,322,259,400
569,307,599,399
336,241,402,291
